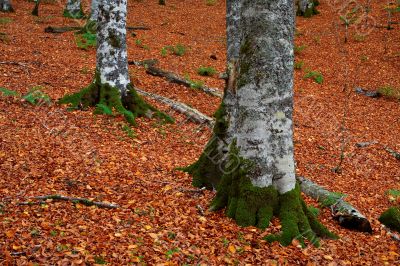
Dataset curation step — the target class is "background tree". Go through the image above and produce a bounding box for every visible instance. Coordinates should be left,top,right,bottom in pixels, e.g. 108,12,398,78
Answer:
184,0,336,246
0,0,14,12
63,0,84,19
59,0,172,124
296,0,320,17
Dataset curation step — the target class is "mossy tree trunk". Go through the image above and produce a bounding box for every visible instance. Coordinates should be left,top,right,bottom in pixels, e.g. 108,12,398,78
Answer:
182,0,241,189
60,0,172,125
63,0,84,19
80,0,99,34
184,0,336,247
0,0,14,12
296,0,319,17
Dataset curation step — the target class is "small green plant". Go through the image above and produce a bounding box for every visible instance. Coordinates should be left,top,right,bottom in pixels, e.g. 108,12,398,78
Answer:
386,189,400,198
294,44,307,55
197,66,217,76
165,248,179,259
0,87,19,97
308,206,320,217
167,231,176,240
184,74,204,89
222,237,229,247
23,87,52,105
30,228,41,237
162,44,187,56
94,255,107,264
304,70,323,84
50,230,58,237
294,61,304,70
339,7,361,43
75,32,96,50
205,0,216,6
0,17,12,24
122,124,136,138
378,86,400,100
81,66,90,74
135,39,150,50
360,55,369,62
56,244,69,252
353,34,366,42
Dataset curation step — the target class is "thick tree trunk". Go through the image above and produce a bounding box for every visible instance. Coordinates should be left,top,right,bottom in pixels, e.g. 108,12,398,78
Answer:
90,0,99,21
59,0,172,125
184,0,336,247
63,0,84,19
0,0,14,12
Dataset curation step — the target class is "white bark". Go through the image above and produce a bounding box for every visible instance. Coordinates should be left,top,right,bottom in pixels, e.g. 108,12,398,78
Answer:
234,0,296,194
65,0,82,17
90,0,99,21
0,0,13,12
97,0,130,94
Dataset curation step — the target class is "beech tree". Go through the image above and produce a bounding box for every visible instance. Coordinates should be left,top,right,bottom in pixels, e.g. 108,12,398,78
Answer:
184,0,336,246
59,0,171,124
0,0,13,12
296,0,319,17
63,0,84,19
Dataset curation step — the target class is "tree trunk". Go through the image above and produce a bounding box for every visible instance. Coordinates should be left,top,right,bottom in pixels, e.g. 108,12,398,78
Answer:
296,0,319,17
0,0,14,12
182,0,241,189
184,0,336,247
90,0,99,21
59,0,172,125
63,0,84,19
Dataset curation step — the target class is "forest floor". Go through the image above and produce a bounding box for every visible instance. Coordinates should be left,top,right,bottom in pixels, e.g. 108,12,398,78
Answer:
0,0,400,265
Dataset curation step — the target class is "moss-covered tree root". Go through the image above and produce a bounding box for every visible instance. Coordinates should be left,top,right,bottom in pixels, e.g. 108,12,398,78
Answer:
379,206,400,233
181,103,229,189
209,144,337,247
58,72,173,125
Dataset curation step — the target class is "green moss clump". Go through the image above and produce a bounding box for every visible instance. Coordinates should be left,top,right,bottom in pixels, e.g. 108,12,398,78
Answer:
379,206,400,232
59,71,173,125
180,103,228,189
79,20,97,34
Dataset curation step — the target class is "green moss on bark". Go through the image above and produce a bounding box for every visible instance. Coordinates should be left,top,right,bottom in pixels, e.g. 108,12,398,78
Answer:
63,4,85,19
59,71,173,125
207,141,337,247
181,103,228,189
379,206,400,232
297,0,320,18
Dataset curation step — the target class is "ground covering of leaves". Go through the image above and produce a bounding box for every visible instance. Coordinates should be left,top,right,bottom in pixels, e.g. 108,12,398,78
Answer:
0,0,399,265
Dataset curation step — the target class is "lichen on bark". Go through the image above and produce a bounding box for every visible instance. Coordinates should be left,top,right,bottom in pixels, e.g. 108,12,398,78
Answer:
63,0,85,19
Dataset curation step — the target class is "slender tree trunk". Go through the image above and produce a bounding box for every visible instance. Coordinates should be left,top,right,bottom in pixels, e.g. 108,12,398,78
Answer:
182,0,241,189
89,0,99,21
296,0,319,17
0,0,14,12
184,0,336,247
59,0,172,125
63,0,84,19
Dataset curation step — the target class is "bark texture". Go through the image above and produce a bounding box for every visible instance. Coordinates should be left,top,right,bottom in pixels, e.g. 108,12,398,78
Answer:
0,0,14,12
90,0,99,21
296,0,319,17
64,0,84,19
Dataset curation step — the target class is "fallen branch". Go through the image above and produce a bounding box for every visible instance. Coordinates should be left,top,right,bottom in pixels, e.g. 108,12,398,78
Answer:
22,194,119,209
383,225,400,242
136,88,214,127
355,141,378,148
354,87,381,98
297,176,372,233
384,147,400,160
129,59,223,98
44,26,82,33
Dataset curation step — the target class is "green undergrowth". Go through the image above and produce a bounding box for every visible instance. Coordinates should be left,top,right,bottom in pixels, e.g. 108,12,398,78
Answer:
59,71,173,125
0,86,51,106
379,206,400,232
304,70,324,84
75,32,96,50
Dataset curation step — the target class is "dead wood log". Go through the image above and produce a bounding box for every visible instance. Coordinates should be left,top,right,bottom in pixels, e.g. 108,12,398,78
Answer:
297,176,372,233
21,194,119,209
44,26,82,33
136,88,214,127
129,60,223,98
384,147,400,160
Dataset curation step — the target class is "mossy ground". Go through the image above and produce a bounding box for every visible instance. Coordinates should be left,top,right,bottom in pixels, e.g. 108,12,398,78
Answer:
181,103,228,189
379,206,400,232
201,142,337,247
59,71,173,125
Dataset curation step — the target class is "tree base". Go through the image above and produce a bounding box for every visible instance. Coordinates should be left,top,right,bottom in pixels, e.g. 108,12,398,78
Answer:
209,144,337,247
0,5,14,12
181,103,229,189
63,8,85,19
297,0,320,18
58,71,173,125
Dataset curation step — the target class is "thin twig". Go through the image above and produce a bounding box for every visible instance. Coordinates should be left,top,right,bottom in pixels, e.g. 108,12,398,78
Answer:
22,194,119,209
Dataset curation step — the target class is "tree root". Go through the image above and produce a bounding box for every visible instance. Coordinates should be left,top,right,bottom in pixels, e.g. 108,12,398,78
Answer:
59,72,173,125
384,147,400,160
20,195,119,209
